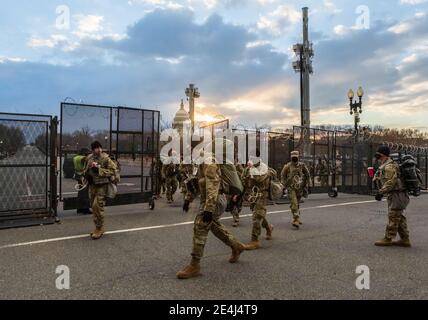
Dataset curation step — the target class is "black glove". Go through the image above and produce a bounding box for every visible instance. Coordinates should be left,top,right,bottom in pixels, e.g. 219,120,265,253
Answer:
183,200,190,213
375,192,383,201
202,211,213,223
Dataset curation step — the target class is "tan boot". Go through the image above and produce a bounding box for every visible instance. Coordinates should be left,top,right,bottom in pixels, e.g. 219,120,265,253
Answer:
232,221,239,228
91,227,105,240
176,259,201,279
245,241,261,250
375,238,393,247
229,242,245,263
292,218,300,229
393,238,411,247
266,224,274,240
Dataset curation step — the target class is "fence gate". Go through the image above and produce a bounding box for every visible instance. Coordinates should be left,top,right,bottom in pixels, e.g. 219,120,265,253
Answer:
292,126,336,194
0,113,58,229
60,103,159,210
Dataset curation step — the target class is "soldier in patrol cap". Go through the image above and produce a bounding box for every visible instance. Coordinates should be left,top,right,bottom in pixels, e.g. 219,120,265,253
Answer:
373,145,411,247
281,151,311,229
84,141,117,240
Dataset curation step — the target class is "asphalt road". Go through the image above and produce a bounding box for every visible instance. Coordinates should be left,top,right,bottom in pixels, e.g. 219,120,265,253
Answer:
0,193,427,300
0,145,47,211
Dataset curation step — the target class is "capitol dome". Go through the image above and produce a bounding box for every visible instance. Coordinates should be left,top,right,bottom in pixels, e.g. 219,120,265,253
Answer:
173,99,190,128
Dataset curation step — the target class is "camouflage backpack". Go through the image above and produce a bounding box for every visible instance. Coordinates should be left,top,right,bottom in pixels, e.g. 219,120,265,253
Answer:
110,158,121,185
268,168,284,201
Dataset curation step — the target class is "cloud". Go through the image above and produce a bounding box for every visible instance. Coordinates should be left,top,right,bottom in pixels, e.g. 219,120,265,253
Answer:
400,0,427,5
310,15,428,128
98,9,258,63
323,0,342,15
3,6,428,130
257,4,300,36
2,9,289,123
128,0,185,10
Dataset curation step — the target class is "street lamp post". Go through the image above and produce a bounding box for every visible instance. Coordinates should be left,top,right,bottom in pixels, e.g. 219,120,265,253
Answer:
348,86,364,139
185,84,200,132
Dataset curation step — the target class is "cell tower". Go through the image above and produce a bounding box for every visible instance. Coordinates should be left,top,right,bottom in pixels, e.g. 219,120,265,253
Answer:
293,7,314,129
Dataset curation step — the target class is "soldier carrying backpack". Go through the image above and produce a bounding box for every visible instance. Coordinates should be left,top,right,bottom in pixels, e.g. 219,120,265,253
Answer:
373,145,411,248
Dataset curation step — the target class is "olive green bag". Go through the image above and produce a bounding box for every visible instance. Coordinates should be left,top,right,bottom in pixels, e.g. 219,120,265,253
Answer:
268,168,284,201
220,163,244,195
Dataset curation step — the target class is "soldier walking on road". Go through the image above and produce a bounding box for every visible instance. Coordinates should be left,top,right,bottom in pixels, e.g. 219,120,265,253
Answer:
243,159,274,250
281,151,311,229
373,145,411,247
177,152,246,280
162,162,179,204
84,141,117,240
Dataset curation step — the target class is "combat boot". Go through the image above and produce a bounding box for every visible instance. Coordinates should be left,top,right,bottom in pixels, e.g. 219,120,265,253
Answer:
393,238,411,247
232,221,239,228
292,218,300,229
266,224,274,240
375,238,393,247
91,227,105,240
244,240,261,250
176,258,201,279
229,242,245,263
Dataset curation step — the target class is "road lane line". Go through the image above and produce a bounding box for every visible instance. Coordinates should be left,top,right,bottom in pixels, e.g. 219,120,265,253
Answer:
0,199,376,250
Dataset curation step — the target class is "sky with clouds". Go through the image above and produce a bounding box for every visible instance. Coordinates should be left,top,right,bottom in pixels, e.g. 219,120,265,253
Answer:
0,0,427,130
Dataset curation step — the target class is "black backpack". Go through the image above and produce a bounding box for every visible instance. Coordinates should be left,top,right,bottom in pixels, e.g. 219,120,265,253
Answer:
399,155,422,197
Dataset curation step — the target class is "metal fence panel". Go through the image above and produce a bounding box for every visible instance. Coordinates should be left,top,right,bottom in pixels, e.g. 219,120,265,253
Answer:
0,113,57,228
60,103,160,210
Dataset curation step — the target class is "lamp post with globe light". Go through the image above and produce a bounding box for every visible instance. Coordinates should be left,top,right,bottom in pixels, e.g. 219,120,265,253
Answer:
348,86,364,140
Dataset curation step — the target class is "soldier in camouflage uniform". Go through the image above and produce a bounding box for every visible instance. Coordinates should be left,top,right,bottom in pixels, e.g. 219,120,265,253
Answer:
281,151,311,229
243,160,274,250
315,156,329,188
162,162,178,203
177,156,246,280
373,145,411,247
84,141,117,240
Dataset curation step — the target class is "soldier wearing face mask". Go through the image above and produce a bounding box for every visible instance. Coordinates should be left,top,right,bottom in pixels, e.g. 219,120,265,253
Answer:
281,151,311,229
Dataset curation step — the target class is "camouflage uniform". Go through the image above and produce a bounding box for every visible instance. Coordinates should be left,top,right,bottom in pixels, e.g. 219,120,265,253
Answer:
162,163,178,203
315,158,329,188
375,158,410,242
154,158,164,198
281,153,311,227
179,163,197,202
243,162,273,243
84,152,117,231
191,162,239,260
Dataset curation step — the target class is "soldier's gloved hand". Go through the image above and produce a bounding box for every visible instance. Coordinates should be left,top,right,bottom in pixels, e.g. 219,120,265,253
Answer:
183,200,190,213
375,192,383,201
202,211,213,223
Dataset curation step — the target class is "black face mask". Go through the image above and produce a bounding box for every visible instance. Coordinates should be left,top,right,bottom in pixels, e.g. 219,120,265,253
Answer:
292,157,298,163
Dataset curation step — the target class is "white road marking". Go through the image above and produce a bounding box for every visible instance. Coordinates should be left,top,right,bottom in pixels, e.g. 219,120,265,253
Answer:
0,199,376,250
